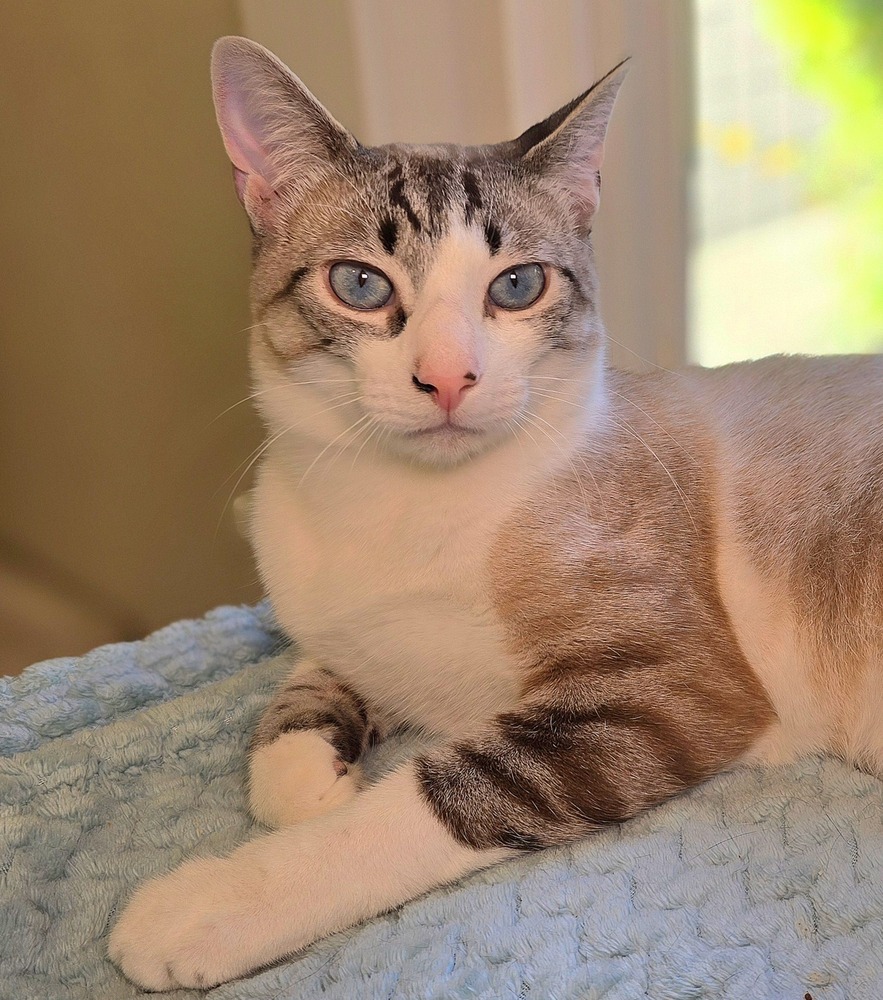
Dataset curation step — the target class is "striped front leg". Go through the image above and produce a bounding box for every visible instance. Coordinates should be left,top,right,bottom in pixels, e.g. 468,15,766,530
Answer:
112,641,773,989
248,658,382,828
112,676,766,989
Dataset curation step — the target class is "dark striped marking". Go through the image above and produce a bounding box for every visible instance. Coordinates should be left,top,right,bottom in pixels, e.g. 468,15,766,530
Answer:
295,306,339,351
252,666,379,764
462,169,483,225
388,163,422,233
484,219,503,255
559,267,580,287
270,266,309,306
388,307,406,338
378,216,398,255
417,673,746,852
499,830,545,851
414,157,455,233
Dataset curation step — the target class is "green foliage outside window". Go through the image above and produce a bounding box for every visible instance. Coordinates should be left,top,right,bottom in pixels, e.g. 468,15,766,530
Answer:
761,0,883,349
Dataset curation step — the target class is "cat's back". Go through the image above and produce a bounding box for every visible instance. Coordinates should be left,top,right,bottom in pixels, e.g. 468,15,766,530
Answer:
512,355,883,770
691,352,883,458
686,353,883,769
687,353,883,597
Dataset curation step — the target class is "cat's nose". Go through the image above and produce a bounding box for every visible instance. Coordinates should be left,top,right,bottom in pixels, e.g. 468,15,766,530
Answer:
411,369,480,413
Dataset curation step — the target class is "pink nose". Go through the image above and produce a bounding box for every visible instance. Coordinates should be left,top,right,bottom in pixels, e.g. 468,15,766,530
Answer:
412,369,480,413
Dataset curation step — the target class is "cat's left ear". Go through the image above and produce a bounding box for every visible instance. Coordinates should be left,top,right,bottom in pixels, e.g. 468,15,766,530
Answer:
513,60,629,228
211,36,359,231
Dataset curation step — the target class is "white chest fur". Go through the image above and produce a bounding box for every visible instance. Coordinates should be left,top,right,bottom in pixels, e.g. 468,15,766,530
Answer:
250,439,547,736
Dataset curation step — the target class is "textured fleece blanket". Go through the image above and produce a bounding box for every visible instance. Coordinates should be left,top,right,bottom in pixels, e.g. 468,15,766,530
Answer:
0,605,881,1000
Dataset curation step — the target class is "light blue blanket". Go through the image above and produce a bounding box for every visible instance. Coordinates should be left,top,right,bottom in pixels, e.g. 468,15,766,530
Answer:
1,604,881,999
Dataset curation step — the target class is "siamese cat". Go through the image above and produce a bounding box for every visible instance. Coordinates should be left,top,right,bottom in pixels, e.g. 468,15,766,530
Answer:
110,37,883,989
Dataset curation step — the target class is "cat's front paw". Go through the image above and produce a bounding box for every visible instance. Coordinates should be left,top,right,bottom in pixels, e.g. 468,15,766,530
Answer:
248,730,363,828
109,854,272,990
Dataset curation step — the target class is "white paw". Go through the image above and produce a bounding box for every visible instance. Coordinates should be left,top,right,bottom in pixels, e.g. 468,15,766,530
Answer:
109,854,274,990
248,730,363,828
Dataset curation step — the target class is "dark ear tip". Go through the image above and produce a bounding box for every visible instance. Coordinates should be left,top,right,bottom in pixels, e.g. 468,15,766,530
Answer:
610,56,631,77
595,57,631,89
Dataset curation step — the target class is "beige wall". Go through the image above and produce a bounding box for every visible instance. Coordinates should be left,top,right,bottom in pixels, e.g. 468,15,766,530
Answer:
0,1,263,669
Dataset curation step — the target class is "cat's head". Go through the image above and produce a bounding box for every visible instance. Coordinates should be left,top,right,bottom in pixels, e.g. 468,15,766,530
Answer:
211,37,626,468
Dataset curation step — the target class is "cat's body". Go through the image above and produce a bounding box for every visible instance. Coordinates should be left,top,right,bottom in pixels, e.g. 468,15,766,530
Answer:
110,37,882,990
254,354,883,768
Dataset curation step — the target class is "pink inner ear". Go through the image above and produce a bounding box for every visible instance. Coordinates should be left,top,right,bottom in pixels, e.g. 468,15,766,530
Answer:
560,161,602,221
562,131,606,219
216,83,283,217
216,78,275,181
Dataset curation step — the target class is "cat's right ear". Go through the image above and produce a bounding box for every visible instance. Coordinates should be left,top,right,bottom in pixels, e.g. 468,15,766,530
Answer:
510,60,628,230
211,37,359,231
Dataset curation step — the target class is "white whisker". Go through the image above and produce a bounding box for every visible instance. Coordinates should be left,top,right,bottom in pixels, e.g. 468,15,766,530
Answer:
208,379,361,426
601,334,680,375
521,409,605,526
298,413,374,488
528,388,588,410
317,415,380,484
212,420,293,549
608,414,699,537
350,417,386,470
606,387,701,470
214,390,363,492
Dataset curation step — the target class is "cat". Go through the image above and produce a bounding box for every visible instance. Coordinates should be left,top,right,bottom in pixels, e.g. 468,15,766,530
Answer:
109,35,883,990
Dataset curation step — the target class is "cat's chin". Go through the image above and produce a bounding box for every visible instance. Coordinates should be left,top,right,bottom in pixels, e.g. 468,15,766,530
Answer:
384,421,508,468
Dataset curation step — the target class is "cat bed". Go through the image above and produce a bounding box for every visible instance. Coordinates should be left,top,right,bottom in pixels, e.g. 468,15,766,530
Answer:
1,605,881,1000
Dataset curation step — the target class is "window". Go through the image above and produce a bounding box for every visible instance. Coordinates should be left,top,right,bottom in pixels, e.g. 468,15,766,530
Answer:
690,0,883,366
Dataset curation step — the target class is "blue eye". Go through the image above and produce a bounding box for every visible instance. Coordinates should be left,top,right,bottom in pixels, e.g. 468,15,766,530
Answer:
328,261,394,310
488,263,546,310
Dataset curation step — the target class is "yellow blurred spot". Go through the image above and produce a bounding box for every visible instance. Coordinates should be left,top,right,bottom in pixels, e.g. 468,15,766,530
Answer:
760,140,800,177
718,124,755,163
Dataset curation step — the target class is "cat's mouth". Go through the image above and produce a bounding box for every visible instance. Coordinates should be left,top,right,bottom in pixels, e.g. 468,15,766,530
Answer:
405,422,484,438
376,413,509,465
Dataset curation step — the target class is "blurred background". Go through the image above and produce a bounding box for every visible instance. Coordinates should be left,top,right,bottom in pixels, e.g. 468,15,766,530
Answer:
1,0,880,673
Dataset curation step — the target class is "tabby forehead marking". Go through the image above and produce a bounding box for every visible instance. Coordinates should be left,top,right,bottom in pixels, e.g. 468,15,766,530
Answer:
377,154,517,256
387,162,423,234
483,219,503,255
462,168,483,225
414,156,457,235
378,216,398,255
